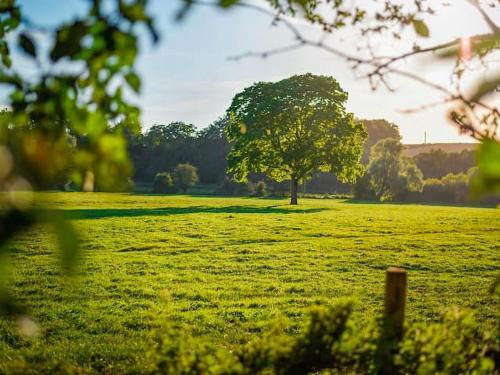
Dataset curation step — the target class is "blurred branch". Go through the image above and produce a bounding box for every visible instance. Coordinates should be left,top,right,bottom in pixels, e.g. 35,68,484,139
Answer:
467,0,500,32
186,0,500,141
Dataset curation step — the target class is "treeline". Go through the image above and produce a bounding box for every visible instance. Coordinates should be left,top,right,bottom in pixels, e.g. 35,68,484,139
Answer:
124,118,400,187
122,118,488,203
353,137,486,204
122,118,230,184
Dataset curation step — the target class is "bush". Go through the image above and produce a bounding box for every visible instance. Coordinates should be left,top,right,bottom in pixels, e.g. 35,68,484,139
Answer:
173,163,199,193
216,176,255,196
153,172,177,194
148,303,497,374
353,173,376,200
254,181,267,197
365,138,423,201
398,309,495,374
442,172,469,202
421,178,447,202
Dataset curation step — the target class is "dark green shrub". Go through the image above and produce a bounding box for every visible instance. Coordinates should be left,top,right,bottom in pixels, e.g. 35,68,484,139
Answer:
353,173,376,200
254,181,267,197
153,172,176,194
421,178,447,201
216,176,255,196
442,172,469,202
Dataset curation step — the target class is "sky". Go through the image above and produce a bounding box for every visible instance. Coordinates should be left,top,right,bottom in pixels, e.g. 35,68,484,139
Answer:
5,0,500,143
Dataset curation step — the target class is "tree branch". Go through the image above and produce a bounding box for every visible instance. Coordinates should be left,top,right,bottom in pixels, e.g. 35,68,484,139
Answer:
467,0,500,32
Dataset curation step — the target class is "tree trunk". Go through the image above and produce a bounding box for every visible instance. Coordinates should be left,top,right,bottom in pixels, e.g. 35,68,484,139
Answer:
290,178,298,205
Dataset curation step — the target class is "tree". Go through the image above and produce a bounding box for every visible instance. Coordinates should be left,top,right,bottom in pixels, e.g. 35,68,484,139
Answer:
193,116,231,184
153,172,176,194
173,163,199,193
441,172,469,203
142,122,196,180
367,138,423,201
225,74,366,205
360,119,401,164
184,0,499,194
414,149,476,179
254,181,267,197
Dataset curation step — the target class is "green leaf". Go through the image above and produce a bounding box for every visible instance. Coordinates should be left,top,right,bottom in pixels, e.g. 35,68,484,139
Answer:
18,33,36,57
125,71,141,93
50,21,88,62
0,40,11,68
219,0,239,8
412,19,429,38
471,139,500,196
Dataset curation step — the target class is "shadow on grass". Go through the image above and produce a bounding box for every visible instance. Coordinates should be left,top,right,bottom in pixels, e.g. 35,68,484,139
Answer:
57,205,329,220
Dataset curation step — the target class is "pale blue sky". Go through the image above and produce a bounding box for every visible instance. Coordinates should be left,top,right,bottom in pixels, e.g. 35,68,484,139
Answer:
7,0,500,143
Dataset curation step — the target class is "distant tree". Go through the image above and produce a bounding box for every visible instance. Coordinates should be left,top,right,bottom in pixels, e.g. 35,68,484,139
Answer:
193,116,231,184
216,176,255,196
254,181,267,197
226,74,366,205
422,178,447,202
441,172,469,203
359,119,400,164
140,122,196,181
404,163,425,193
367,138,423,201
306,172,351,195
353,173,376,200
153,172,177,194
173,163,199,193
414,149,476,179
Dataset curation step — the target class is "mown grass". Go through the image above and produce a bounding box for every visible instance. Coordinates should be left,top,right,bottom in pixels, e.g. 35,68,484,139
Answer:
1,193,498,373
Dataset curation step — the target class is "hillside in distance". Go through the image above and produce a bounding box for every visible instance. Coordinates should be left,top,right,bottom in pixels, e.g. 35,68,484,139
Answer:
403,143,477,157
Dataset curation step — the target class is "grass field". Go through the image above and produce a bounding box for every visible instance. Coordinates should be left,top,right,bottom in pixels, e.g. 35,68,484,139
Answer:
1,193,499,373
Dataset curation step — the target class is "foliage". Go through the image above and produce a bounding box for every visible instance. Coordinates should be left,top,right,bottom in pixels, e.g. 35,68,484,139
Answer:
123,116,399,195
366,138,423,201
216,176,255,196
254,181,267,197
153,172,177,194
414,149,476,179
226,74,366,204
353,173,376,200
185,0,499,197
125,118,230,184
398,309,496,374
123,117,483,198
173,163,199,193
193,116,231,184
202,1,499,143
473,139,500,196
1,193,497,372
131,122,197,182
0,0,158,310
441,172,469,203
148,301,496,375
360,119,401,164
421,178,447,202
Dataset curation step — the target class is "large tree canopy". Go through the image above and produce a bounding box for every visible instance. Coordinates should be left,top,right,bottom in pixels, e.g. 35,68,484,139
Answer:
225,74,366,204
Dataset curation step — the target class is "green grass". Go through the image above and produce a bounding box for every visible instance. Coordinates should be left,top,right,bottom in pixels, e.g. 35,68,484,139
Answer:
1,193,499,373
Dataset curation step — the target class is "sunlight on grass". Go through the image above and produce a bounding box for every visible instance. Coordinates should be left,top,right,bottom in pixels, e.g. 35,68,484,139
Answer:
1,193,498,372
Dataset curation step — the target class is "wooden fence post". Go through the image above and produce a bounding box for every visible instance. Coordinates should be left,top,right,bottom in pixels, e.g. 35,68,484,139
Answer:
384,267,407,339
